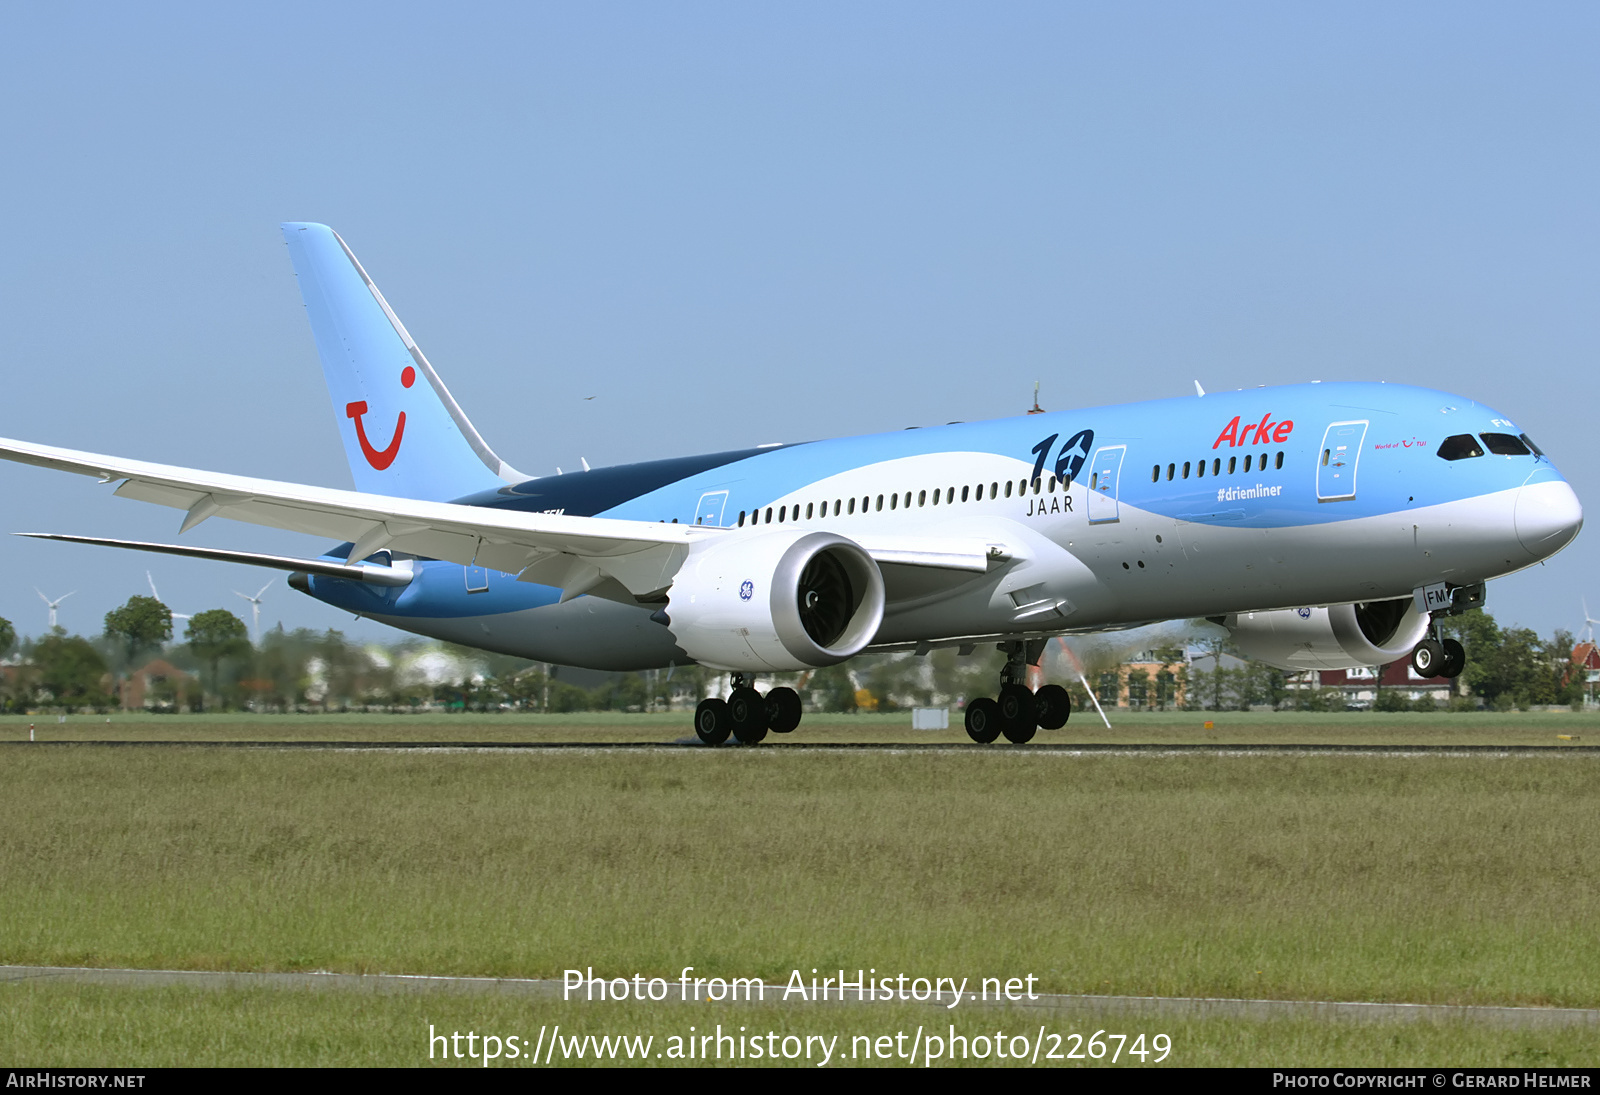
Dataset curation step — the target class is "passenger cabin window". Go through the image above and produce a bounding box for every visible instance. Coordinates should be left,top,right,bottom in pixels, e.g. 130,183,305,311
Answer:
1480,432,1531,456
1437,434,1484,461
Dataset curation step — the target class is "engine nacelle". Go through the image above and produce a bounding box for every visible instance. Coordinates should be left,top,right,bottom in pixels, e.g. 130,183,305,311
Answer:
1225,599,1431,672
665,530,886,672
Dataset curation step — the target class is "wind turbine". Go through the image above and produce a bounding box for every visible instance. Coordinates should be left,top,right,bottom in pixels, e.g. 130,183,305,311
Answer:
146,572,191,623
235,582,271,641
34,588,75,630
1582,598,1600,645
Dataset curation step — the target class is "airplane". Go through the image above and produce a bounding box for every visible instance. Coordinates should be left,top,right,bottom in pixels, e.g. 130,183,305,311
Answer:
0,224,1583,744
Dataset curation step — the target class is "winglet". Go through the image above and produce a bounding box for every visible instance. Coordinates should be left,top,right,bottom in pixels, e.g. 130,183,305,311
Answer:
1194,380,1206,397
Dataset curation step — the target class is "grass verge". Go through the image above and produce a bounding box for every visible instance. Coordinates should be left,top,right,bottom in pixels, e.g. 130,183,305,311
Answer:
3,983,1595,1067
1,748,1596,1011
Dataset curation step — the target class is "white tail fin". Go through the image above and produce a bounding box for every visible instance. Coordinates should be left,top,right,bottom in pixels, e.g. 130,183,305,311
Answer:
281,223,524,501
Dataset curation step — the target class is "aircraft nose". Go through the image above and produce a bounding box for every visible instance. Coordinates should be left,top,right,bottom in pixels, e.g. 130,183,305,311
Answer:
1515,479,1583,558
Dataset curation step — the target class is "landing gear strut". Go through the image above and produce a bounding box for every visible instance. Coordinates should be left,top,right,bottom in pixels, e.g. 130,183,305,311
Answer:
964,640,1071,745
693,675,804,745
1409,582,1483,681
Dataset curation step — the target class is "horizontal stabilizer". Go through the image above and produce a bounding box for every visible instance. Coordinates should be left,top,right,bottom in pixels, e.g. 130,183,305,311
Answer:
17,533,416,587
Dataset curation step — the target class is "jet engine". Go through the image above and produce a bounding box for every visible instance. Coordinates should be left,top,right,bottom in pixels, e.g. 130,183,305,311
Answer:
1225,599,1431,672
665,530,886,672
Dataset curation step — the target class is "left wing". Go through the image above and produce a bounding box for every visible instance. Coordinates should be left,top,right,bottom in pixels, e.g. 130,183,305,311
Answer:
0,437,705,600
0,437,1006,602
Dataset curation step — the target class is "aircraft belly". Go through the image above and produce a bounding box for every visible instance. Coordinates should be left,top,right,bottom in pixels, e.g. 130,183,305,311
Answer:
364,598,688,671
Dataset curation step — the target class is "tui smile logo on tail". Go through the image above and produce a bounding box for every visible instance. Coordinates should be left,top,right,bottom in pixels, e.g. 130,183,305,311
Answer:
346,366,415,470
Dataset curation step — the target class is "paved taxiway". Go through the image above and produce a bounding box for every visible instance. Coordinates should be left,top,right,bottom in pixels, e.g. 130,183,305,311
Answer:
3,742,1598,755
4,966,1595,1028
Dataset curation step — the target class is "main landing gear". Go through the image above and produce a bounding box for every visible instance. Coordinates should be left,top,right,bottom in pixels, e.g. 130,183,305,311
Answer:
694,674,803,745
964,640,1071,745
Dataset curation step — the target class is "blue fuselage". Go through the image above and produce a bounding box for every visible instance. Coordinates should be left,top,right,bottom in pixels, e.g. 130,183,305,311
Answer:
302,382,1580,669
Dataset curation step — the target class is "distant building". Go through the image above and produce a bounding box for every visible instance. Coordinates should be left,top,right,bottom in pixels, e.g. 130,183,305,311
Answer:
1567,642,1600,705
1299,662,1455,707
119,658,194,710
1094,650,1188,709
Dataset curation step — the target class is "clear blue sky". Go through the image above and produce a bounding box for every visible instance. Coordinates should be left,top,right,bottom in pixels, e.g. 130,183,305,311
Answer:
0,2,1595,643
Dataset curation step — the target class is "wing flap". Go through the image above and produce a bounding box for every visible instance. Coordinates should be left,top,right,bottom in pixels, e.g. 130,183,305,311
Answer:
852,533,1010,573
17,532,416,586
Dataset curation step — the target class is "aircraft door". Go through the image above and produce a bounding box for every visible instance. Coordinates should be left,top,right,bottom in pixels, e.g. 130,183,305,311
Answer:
695,490,730,527
1316,421,1369,502
1087,445,1127,524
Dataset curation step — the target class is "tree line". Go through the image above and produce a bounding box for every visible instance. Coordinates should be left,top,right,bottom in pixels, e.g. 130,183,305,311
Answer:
1183,610,1589,712
0,597,1585,714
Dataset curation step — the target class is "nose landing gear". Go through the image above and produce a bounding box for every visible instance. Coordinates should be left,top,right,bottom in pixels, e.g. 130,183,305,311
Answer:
964,640,1071,744
1409,581,1482,680
1411,635,1466,679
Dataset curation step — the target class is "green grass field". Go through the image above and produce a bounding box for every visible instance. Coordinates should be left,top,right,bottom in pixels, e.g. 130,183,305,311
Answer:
2,722,1597,1066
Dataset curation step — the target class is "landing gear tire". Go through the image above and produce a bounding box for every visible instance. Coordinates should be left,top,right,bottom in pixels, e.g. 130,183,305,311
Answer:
1439,638,1466,679
727,686,769,744
965,697,1002,744
1412,638,1446,678
998,683,1038,744
1035,684,1071,730
765,686,802,733
694,698,731,745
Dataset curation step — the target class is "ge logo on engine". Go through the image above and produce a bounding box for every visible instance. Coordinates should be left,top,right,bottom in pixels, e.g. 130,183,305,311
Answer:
1297,607,1312,619
739,580,754,601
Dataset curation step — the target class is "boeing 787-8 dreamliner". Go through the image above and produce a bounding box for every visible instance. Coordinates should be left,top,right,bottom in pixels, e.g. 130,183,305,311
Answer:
0,224,1581,744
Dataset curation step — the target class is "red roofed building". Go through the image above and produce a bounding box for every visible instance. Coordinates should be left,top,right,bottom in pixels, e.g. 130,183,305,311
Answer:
1298,661,1456,708
118,658,194,711
1567,642,1600,706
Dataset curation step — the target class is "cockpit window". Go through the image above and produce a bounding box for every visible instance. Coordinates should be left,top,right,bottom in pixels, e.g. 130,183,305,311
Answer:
1520,433,1545,457
1437,434,1484,461
1480,432,1530,456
